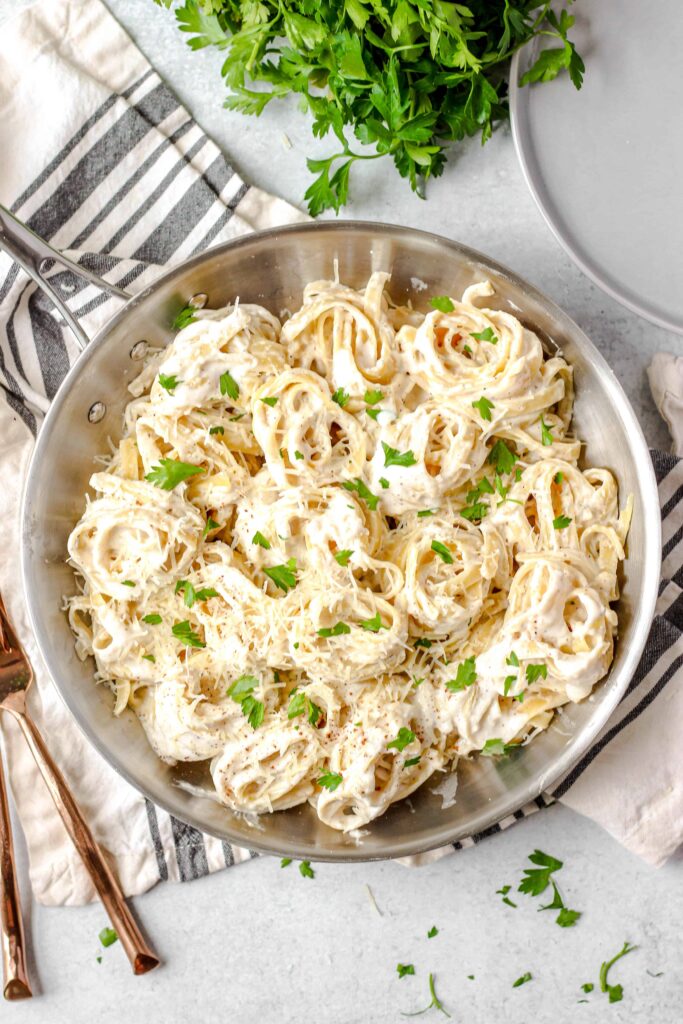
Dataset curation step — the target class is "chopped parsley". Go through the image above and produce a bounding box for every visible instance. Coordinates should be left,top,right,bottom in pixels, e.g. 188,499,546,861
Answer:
430,296,454,313
414,638,433,649
317,621,351,638
507,651,520,667
379,477,390,489
294,450,304,460
252,531,271,549
472,396,494,421
145,458,205,491
142,654,156,663
581,982,594,993
203,516,220,538
417,509,436,518
427,926,438,939
446,657,476,692
496,884,517,908
171,620,205,648
261,395,278,407
142,613,162,625
287,689,323,726
334,549,353,566
554,471,564,484
280,857,292,868
599,942,637,1004
175,580,218,608
331,387,350,407
219,370,239,400
431,540,453,564
359,612,387,633
526,663,548,684
171,306,197,331
227,674,264,729
471,326,498,344
540,415,553,446
342,478,379,510
99,927,118,948
460,501,488,522
364,389,384,406
299,860,315,879
553,514,572,530
518,850,563,896
397,963,416,979
404,755,421,768
264,558,298,593
122,580,135,587
158,372,181,394
209,425,225,435
387,727,415,752
366,407,383,421
382,442,417,468
317,769,343,791
480,738,515,757
513,972,532,988
488,440,516,475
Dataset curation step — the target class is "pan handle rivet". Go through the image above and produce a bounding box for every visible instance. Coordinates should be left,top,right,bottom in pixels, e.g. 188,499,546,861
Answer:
88,402,106,424
130,340,148,361
189,293,208,309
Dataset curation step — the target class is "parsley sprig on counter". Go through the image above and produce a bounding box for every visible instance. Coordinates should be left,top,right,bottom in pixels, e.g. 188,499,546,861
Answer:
162,1,583,215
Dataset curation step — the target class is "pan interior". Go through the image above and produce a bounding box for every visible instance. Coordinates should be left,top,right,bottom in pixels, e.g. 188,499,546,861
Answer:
21,223,660,860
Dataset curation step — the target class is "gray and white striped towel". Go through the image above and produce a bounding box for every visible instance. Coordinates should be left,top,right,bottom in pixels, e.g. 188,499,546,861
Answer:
0,0,681,907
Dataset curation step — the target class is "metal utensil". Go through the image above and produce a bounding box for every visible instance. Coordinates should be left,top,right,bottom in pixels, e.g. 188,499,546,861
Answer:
0,730,31,999
0,208,660,861
0,594,159,975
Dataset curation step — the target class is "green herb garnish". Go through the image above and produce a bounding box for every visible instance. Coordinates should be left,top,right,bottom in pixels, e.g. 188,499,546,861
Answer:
317,770,343,791
219,370,239,400
261,395,278,407
203,516,220,538
142,614,162,625
431,540,453,564
171,305,196,331
332,387,350,407
227,674,264,729
427,926,438,939
364,390,383,406
599,942,637,1004
387,727,415,752
145,458,205,490
299,860,314,879
98,927,118,948
513,972,532,988
264,558,298,593
382,442,417,468
526,663,548,684
342,478,379,510
379,477,390,489
359,612,387,633
175,580,218,608
480,738,515,757
488,440,516,476
171,620,205,648
540,415,553,446
496,884,517,908
403,972,450,1018
252,531,271,549
471,326,498,344
472,396,494,421
397,963,416,979
281,857,292,868
553,514,572,530
430,296,454,313
334,549,353,566
158,373,181,394
446,657,476,692
209,425,225,435
317,621,351,638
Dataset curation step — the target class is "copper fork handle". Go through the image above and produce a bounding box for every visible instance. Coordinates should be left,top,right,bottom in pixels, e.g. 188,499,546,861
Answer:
0,748,31,999
9,709,159,975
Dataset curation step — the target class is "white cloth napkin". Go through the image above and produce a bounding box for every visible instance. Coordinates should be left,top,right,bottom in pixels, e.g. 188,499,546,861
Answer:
649,354,683,456
1,0,681,908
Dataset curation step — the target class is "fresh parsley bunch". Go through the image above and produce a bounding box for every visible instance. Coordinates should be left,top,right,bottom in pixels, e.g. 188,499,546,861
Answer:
157,0,583,215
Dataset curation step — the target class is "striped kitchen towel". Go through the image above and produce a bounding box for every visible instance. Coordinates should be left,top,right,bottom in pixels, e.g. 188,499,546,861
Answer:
0,0,681,907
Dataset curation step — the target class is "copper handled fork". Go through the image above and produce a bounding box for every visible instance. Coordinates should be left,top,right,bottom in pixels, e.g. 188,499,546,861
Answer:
0,593,159,978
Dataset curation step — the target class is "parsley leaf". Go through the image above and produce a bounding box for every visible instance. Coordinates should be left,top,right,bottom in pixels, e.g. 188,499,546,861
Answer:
359,612,387,633
299,860,315,879
554,471,564,484
99,927,118,948
403,972,450,1018
397,963,415,979
414,638,433,649
518,850,563,896
203,516,219,538
417,509,436,518
174,580,218,608
342,478,379,510
332,387,350,407
471,326,498,344
219,370,239,400
379,477,390,489
599,942,637,1004
427,926,438,939
122,580,135,587
227,674,264,729
553,514,572,530
261,395,278,407
142,613,162,625
364,390,383,406
334,549,353,566
526,663,548,684
142,654,156,663
446,657,477,692
317,621,351,638
145,458,205,490
171,620,205,648
513,972,532,988
264,558,298,593
496,884,517,908
460,502,488,522
382,442,417,468
488,440,516,476
404,755,421,768
158,373,181,394
431,540,453,564
387,727,415,752
281,857,292,868
209,425,225,435
480,738,515,757
472,396,494,421
430,296,454,313
317,769,343,791
171,305,197,331
287,689,323,726
252,530,271,549
540,415,554,446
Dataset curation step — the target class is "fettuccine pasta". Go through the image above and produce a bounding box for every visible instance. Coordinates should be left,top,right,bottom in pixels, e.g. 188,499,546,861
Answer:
66,272,631,832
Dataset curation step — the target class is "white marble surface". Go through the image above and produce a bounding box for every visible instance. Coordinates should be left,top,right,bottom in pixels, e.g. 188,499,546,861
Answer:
1,1,682,1021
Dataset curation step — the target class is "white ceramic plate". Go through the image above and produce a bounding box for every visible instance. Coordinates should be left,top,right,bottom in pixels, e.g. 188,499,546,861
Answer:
510,0,683,335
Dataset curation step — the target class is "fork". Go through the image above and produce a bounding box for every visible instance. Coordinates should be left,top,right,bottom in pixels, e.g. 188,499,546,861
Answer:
0,732,31,999
0,593,159,976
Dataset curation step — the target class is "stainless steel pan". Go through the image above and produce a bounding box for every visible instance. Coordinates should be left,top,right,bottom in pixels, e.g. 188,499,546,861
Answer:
2,208,661,861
